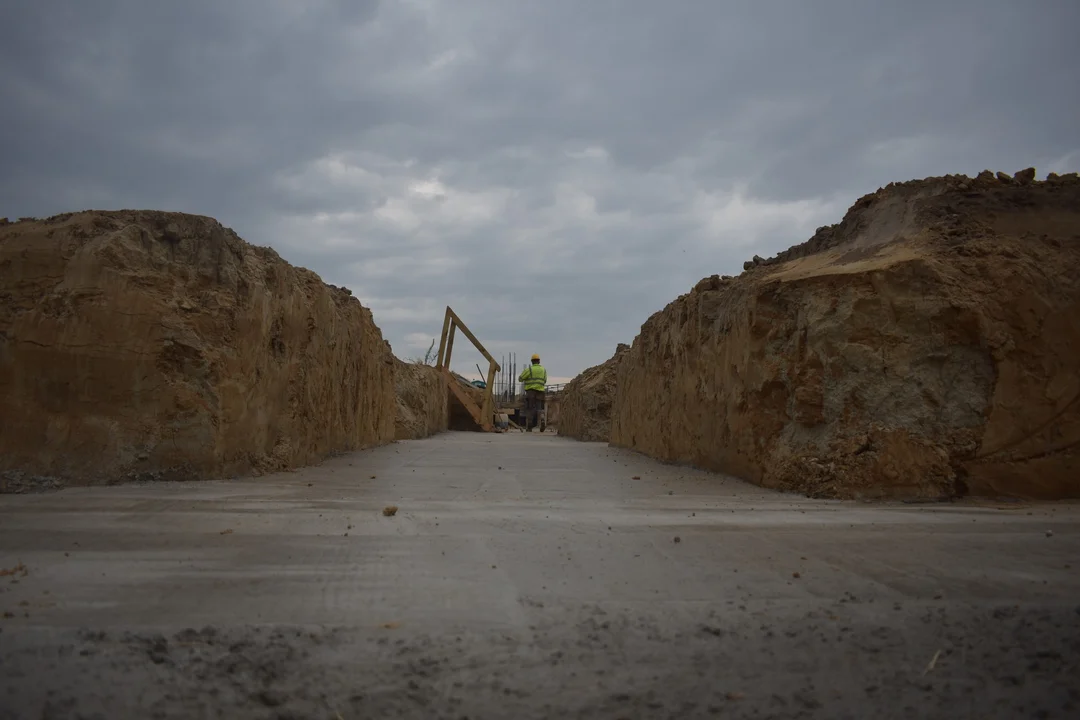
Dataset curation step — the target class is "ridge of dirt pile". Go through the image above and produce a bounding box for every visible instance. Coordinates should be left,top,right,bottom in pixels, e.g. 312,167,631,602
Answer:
610,169,1080,499
560,344,629,441
0,210,396,490
393,359,447,440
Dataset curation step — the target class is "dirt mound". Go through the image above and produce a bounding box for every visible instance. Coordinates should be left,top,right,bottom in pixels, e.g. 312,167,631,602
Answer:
0,210,396,489
611,169,1080,500
560,344,629,441
393,359,447,440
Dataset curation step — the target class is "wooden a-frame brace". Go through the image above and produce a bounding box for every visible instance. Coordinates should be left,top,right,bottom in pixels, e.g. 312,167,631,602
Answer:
436,306,501,432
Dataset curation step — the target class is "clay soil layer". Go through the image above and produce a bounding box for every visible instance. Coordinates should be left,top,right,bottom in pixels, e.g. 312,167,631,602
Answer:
610,170,1080,499
0,210,396,489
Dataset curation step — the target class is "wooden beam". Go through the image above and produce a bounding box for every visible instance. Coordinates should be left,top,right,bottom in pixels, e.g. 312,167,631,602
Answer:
436,306,452,368
446,308,501,371
442,367,492,431
432,306,503,433
481,359,497,426
445,324,457,369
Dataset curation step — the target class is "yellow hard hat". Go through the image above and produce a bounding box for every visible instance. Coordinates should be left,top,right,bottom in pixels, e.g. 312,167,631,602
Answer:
531,353,540,361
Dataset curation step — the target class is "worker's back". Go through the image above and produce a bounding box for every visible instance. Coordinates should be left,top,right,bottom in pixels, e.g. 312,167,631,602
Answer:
519,355,548,431
520,363,547,391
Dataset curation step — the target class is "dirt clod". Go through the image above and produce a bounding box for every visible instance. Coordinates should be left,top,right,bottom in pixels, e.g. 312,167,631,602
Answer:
382,506,398,517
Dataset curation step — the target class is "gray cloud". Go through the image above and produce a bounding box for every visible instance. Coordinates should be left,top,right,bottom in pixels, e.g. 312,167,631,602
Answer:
3,0,1079,380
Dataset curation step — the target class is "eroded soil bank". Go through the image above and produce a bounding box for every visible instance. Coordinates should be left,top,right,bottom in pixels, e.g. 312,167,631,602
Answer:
572,170,1080,499
0,211,397,489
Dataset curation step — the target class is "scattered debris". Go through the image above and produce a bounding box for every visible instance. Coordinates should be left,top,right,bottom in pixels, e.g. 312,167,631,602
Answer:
631,476,641,480
219,529,234,535
382,506,398,517
923,648,943,675
0,563,28,578
792,572,801,579
673,536,681,544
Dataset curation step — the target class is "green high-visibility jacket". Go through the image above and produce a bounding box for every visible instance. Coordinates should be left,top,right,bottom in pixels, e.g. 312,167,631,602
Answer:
519,363,547,392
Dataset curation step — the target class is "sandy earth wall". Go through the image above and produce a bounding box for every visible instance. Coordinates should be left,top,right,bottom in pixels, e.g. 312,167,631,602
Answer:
609,170,1080,500
0,210,396,490
394,360,448,440
559,344,629,442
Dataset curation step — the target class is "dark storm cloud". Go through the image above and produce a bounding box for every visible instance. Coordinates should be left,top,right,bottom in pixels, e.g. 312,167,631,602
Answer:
3,0,1078,379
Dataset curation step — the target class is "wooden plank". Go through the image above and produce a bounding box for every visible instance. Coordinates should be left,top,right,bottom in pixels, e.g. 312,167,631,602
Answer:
481,360,497,426
447,379,482,424
445,324,457,369
442,368,492,431
436,306,452,367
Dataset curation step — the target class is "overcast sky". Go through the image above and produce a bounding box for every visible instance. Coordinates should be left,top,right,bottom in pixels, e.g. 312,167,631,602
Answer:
2,1,1078,382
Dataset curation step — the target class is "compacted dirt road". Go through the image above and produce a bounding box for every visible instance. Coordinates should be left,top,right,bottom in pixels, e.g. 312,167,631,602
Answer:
1,432,1078,719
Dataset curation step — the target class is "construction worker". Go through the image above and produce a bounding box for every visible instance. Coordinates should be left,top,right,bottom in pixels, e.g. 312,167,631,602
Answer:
519,353,548,432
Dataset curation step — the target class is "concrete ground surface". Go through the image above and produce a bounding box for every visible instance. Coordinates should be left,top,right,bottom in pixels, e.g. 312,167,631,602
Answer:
1,432,1078,720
